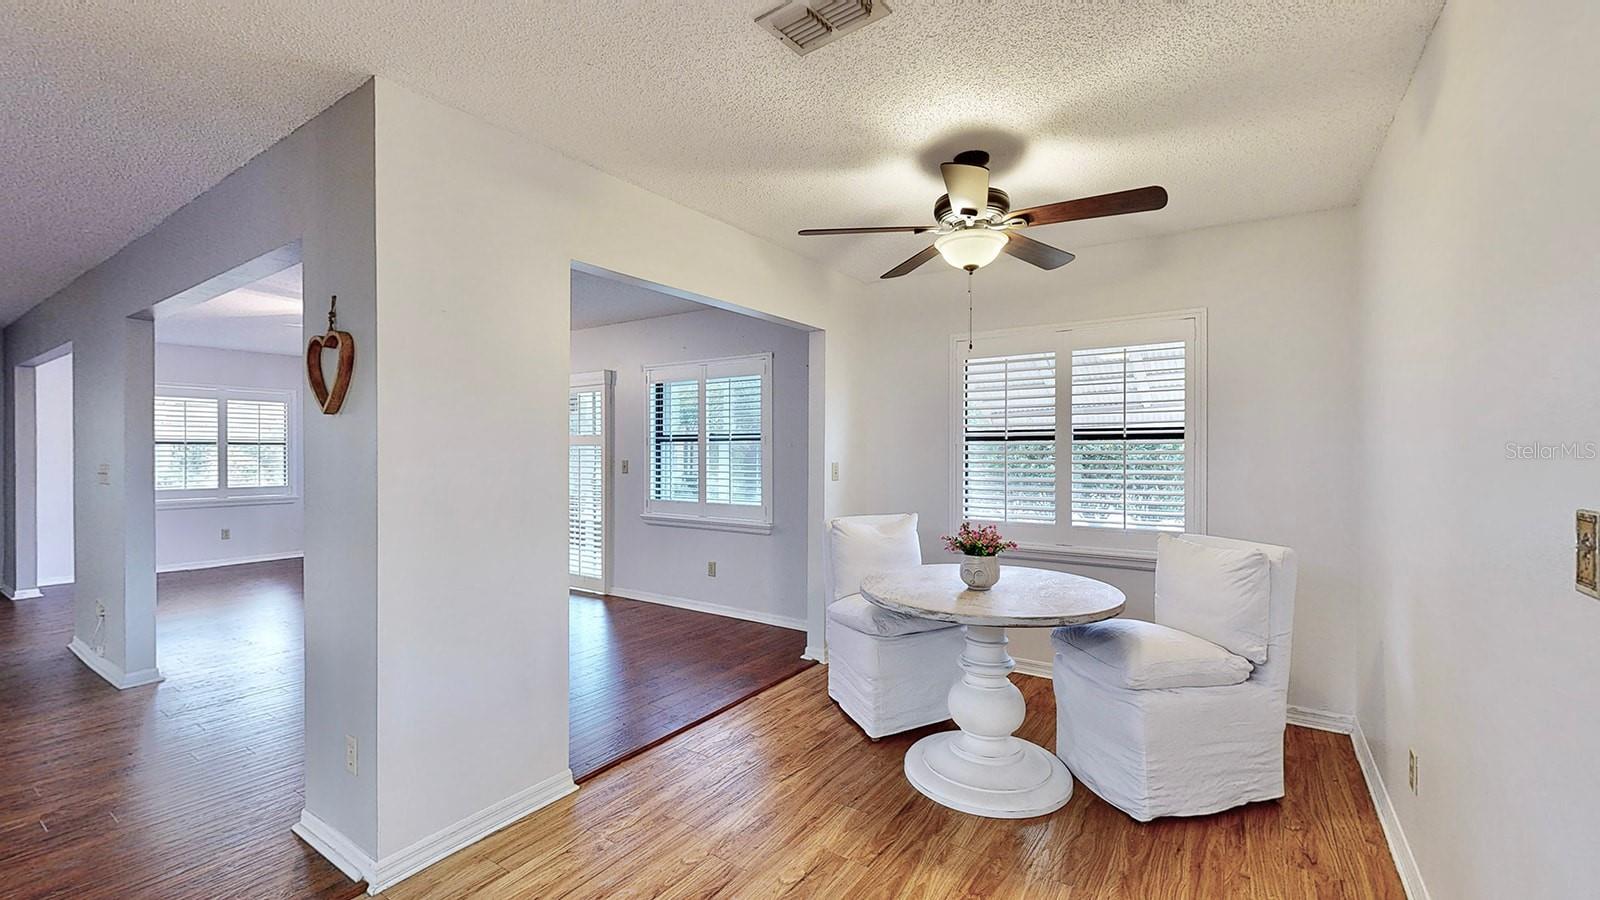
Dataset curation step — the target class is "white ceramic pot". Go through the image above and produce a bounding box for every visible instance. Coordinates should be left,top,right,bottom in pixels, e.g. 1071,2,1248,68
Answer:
959,555,1001,591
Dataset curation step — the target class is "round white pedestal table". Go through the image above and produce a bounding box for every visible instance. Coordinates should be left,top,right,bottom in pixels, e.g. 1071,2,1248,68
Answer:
860,564,1125,819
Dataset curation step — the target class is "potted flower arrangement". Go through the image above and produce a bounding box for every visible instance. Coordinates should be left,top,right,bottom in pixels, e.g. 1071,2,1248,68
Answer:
942,522,1018,591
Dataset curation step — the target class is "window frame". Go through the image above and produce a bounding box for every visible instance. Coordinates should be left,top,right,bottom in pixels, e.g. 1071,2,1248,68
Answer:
641,352,774,534
154,382,300,509
947,310,1206,569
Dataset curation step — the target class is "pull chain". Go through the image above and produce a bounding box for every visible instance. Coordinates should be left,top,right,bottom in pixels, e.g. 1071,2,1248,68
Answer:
967,269,975,350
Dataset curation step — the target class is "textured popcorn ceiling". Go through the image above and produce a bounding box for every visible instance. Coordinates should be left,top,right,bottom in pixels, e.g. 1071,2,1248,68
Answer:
0,0,1443,323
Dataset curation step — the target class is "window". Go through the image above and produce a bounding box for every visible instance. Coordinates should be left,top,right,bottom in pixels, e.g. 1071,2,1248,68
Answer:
155,385,297,506
225,400,289,488
952,313,1204,560
570,372,612,592
643,353,772,532
155,397,219,490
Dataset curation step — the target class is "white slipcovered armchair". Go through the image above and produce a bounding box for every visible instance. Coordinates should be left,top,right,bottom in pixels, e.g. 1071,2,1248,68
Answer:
1050,534,1298,821
824,514,964,739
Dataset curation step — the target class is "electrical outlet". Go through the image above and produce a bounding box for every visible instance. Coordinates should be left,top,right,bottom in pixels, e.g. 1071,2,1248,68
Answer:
621,459,630,475
831,461,839,482
346,735,359,775
220,528,231,541
1408,749,1418,794
96,463,111,486
707,561,717,577
95,601,106,618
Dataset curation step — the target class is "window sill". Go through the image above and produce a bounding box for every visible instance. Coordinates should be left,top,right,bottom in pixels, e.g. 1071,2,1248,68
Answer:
156,495,300,511
640,511,773,535
1005,542,1157,572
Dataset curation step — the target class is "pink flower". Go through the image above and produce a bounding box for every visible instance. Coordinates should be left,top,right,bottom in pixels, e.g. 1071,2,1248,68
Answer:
940,522,1019,557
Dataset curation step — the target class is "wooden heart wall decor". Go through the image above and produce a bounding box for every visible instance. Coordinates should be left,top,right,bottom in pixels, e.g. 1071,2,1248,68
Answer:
306,295,355,414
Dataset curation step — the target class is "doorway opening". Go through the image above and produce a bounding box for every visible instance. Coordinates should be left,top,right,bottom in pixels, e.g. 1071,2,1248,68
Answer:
147,254,305,687
6,343,74,602
566,264,822,781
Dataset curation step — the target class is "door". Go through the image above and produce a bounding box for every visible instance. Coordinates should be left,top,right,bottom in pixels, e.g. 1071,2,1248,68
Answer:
569,371,613,593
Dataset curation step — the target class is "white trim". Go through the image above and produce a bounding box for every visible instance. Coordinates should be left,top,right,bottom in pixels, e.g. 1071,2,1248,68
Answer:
1286,705,1357,734
946,308,1208,554
802,644,828,663
569,371,614,594
1352,719,1430,900
3,584,45,600
154,382,300,504
37,577,73,588
1011,657,1053,679
156,495,299,510
642,351,774,529
67,637,164,689
1003,543,1157,572
608,586,807,631
638,511,775,534
156,551,304,574
368,770,577,894
291,810,373,886
293,770,579,895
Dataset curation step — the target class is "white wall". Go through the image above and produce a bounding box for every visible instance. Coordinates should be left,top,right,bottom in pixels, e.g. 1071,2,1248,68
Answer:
570,304,810,628
852,207,1361,713
35,353,73,586
2,82,379,853
1354,1,1600,897
365,78,869,864
153,344,304,572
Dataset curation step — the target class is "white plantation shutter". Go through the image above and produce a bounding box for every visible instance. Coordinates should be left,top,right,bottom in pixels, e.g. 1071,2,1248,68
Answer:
705,374,762,506
951,314,1203,555
1070,341,1187,532
649,379,701,503
643,353,772,527
569,380,607,590
961,352,1056,523
154,397,219,490
225,399,289,488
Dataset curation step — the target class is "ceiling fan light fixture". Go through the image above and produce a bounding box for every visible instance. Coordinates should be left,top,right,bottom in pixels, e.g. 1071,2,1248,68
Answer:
934,228,1007,271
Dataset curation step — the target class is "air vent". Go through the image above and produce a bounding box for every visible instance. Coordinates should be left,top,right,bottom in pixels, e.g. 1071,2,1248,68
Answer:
756,0,891,56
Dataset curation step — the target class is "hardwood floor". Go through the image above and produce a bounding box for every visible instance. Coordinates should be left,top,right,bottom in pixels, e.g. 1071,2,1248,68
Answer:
568,592,811,781
4,572,1401,898
0,559,361,900
386,666,1404,899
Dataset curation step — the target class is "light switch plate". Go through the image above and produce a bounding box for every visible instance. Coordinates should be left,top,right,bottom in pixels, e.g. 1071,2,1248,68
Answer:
1577,509,1597,599
621,459,630,475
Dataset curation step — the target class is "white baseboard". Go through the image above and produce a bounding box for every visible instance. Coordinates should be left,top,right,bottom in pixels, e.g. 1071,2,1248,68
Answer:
607,587,807,632
292,810,373,885
3,584,45,600
1287,705,1357,734
67,637,164,689
1352,719,1429,900
802,644,828,663
157,551,303,574
293,769,577,894
38,576,73,588
1012,657,1053,679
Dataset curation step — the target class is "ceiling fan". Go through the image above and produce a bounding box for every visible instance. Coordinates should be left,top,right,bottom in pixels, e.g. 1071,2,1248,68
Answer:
798,151,1168,279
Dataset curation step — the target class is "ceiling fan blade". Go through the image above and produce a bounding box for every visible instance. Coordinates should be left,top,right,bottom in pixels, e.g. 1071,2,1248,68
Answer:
798,225,934,235
1010,186,1169,227
940,161,991,218
880,245,940,279
1003,232,1076,269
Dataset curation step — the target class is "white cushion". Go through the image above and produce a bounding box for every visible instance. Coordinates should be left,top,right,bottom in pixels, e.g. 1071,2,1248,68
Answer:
1155,534,1271,665
827,514,922,601
1052,619,1252,690
827,593,955,637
